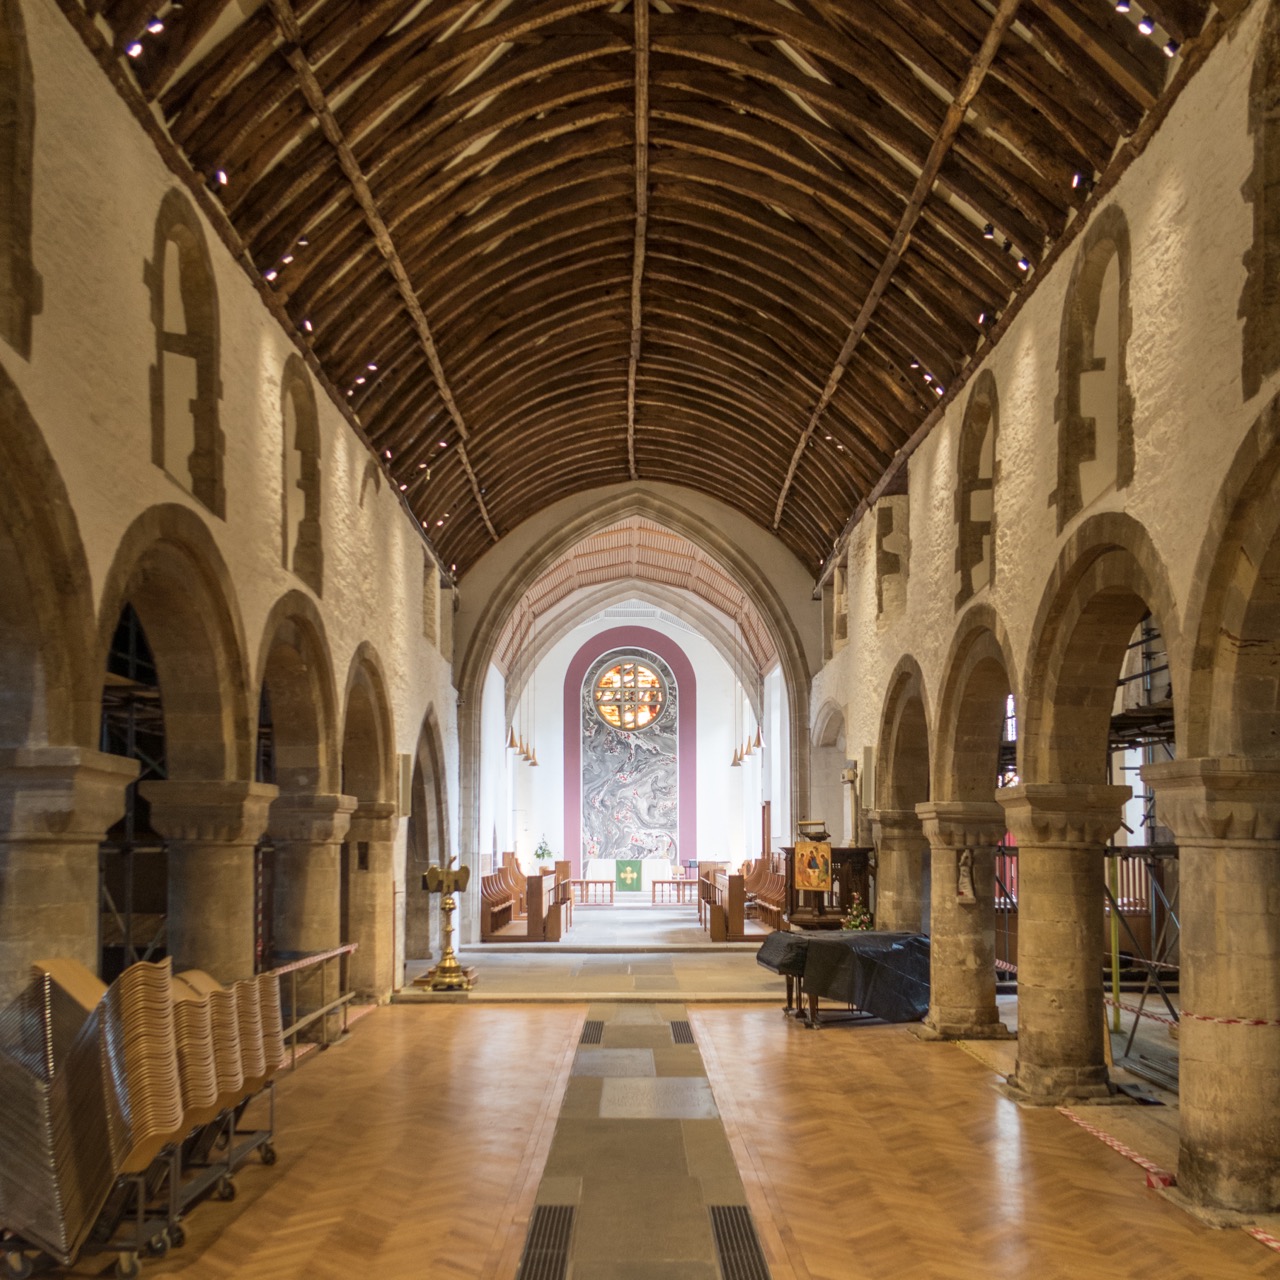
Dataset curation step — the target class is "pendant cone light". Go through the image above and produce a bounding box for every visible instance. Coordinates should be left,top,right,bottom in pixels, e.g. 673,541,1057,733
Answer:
507,726,517,750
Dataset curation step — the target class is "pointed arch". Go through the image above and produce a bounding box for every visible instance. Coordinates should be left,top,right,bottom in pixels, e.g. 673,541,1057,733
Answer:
280,355,323,595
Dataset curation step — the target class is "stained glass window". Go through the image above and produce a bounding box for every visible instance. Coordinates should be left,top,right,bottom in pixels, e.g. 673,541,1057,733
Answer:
593,659,667,731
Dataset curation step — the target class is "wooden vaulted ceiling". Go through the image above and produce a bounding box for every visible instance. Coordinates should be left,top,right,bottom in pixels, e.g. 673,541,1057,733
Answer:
96,0,1213,574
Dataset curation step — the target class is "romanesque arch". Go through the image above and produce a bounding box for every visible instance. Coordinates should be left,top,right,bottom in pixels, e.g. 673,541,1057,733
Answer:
954,372,999,609
96,503,253,782
1050,203,1135,532
873,655,931,933
146,188,224,517
405,704,450,965
0,0,39,360
280,356,323,596
340,642,397,999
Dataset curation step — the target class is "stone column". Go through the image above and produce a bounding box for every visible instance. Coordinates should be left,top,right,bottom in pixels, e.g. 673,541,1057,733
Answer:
1143,757,1280,1213
346,801,398,1001
996,782,1129,1103
871,808,928,932
915,800,1012,1039
0,746,138,1003
142,779,278,983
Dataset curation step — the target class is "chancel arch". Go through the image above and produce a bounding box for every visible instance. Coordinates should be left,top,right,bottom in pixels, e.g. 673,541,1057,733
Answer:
873,656,932,934
0,0,39,359
1050,204,1135,532
146,188,223,517
280,357,323,596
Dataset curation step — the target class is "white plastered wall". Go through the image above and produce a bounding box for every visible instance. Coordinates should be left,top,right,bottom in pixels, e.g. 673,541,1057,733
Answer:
811,3,1277,788
3,0,460,990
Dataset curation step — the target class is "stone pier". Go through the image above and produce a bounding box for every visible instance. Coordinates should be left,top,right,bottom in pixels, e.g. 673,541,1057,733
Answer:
346,801,398,1001
871,807,928,933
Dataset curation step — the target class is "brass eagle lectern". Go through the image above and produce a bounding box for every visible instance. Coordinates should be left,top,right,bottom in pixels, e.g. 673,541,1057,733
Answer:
415,857,478,991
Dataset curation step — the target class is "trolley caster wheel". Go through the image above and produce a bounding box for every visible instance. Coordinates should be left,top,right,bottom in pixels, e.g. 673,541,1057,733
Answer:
146,1230,170,1258
170,1222,186,1249
4,1253,33,1280
114,1254,140,1280
260,1143,278,1167
215,1177,237,1202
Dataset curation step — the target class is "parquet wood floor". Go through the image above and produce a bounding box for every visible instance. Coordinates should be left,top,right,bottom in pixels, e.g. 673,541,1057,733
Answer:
693,1008,1277,1280
68,1005,582,1280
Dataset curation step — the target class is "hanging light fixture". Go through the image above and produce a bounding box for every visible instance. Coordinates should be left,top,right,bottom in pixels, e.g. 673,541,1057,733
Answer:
507,726,517,750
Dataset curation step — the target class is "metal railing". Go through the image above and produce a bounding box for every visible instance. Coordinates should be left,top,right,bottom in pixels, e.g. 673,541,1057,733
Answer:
266,943,360,1069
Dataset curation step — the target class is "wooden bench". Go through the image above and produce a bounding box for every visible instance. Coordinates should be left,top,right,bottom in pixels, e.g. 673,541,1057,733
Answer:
480,872,515,939
700,871,747,941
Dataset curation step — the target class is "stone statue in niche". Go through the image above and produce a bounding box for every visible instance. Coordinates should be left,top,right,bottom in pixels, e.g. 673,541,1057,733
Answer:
957,848,977,904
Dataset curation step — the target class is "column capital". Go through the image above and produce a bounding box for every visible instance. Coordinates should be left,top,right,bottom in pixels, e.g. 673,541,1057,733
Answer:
996,782,1130,846
1143,757,1280,842
141,779,279,843
871,807,924,838
269,791,357,844
915,800,1006,850
0,745,138,840
348,800,398,844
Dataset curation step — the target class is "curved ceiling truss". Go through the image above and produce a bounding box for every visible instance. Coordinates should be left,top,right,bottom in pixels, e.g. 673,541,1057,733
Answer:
101,0,1210,573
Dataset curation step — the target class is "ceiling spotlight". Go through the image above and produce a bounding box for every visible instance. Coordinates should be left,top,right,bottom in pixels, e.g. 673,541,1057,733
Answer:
451,564,457,573
418,461,429,470
439,440,448,448
909,359,920,369
1017,256,1031,272
1164,39,1179,57
126,41,144,57
436,519,444,527
398,483,407,491
1138,15,1155,33
302,318,313,333
296,236,309,247
982,223,995,240
367,362,377,371
1114,1,1130,11
215,168,228,187
264,268,278,282
383,449,392,459
281,254,294,265
147,19,164,33
933,385,945,396
355,376,366,385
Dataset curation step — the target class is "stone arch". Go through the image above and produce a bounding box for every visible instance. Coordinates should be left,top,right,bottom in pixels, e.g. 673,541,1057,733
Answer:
97,503,253,781
0,361,97,748
254,590,339,795
0,0,40,359
873,655,932,932
1182,391,1280,758
340,643,395,806
1020,512,1180,786
455,485,814,901
933,603,1020,803
280,356,322,596
954,371,999,608
405,703,450,965
146,188,224,517
1050,203,1135,532
1241,2,1280,402
875,656,932,812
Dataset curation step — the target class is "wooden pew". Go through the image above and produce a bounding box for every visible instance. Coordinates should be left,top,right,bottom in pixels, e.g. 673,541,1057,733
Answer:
755,871,787,931
500,852,527,918
480,872,515,939
700,870,747,941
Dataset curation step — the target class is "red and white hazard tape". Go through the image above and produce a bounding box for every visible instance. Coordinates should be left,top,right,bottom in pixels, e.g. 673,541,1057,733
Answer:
1056,1107,1176,1187
1245,1227,1280,1254
1103,996,1178,1029
1179,1010,1280,1027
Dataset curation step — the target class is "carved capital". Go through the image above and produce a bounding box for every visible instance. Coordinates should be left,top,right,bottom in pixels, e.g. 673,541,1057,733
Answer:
997,783,1130,846
0,746,138,841
871,807,924,841
142,779,279,844
269,791,357,845
348,800,399,845
1143,757,1280,843
915,800,1006,851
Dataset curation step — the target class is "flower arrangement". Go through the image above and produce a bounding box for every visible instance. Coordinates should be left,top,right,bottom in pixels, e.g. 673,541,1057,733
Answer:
533,836,555,862
842,891,873,931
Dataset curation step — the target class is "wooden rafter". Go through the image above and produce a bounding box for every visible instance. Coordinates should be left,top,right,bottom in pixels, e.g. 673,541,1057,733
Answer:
262,0,498,543
627,0,650,481
771,0,1024,531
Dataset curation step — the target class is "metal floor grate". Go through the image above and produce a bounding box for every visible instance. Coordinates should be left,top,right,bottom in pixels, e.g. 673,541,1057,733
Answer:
580,1020,604,1045
710,1205,771,1280
671,1020,696,1045
516,1204,574,1280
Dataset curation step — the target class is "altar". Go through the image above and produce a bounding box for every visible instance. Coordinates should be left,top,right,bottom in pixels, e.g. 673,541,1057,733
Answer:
584,858,682,896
